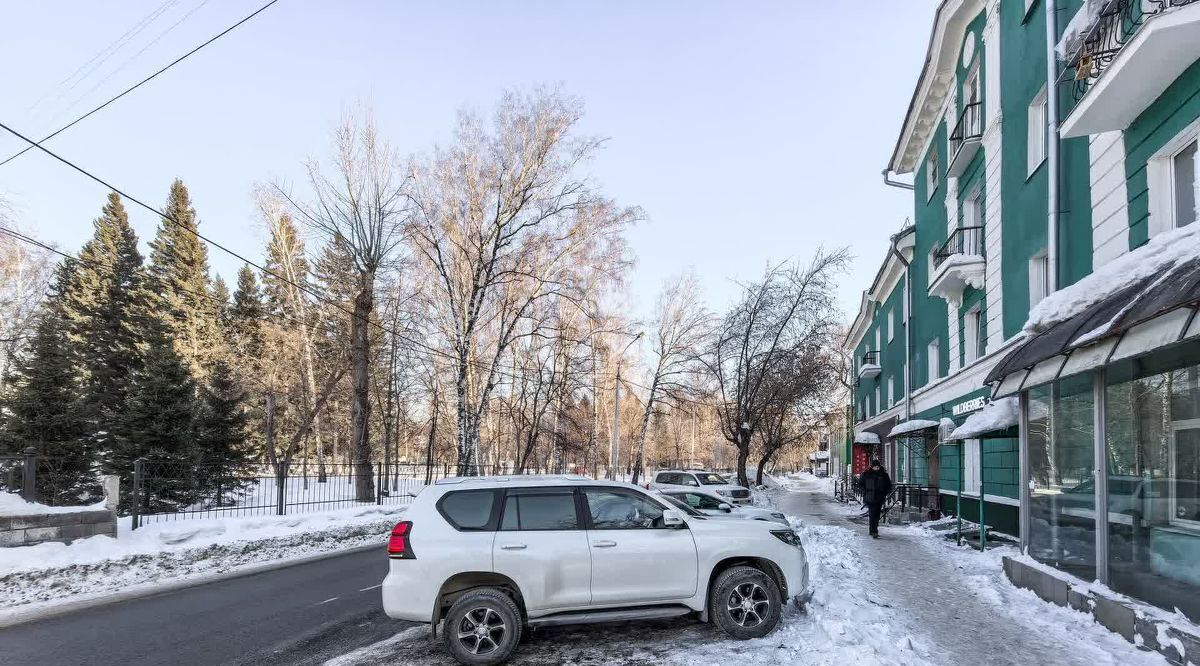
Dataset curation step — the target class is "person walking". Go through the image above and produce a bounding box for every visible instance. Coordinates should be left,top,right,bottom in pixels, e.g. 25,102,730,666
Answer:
859,458,892,538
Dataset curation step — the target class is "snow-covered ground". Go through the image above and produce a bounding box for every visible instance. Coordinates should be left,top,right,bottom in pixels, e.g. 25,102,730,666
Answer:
324,475,1167,666
0,492,106,515
0,504,406,616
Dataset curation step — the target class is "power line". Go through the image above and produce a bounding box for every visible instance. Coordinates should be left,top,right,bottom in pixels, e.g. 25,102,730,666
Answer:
0,0,282,168
0,120,716,409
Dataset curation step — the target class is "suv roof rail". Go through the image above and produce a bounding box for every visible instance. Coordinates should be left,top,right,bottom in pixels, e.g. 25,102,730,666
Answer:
433,474,596,486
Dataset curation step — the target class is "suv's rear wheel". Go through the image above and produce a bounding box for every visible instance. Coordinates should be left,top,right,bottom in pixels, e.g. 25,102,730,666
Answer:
443,588,522,666
709,565,783,639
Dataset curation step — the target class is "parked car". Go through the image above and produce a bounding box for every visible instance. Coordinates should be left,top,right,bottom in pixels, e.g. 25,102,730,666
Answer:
658,489,789,525
650,469,752,505
381,475,812,665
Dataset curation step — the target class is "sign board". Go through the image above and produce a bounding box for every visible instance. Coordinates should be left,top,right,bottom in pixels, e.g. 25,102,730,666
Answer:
952,396,986,416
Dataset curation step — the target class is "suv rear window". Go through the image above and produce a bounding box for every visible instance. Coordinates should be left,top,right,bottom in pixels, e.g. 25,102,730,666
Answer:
438,490,498,530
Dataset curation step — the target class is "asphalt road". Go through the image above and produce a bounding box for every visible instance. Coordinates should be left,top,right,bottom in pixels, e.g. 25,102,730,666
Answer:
0,546,413,666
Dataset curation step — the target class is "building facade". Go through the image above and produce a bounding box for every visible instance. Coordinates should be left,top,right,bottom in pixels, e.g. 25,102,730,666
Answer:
848,0,1200,623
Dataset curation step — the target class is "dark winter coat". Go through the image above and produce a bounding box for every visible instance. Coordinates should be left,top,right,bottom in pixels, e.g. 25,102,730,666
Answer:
859,468,893,506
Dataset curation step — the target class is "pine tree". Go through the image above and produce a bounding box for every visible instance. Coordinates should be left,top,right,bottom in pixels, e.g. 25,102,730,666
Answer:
262,213,309,317
147,179,223,378
59,192,147,447
193,360,255,506
312,235,356,353
231,264,265,357
211,274,231,331
0,262,98,503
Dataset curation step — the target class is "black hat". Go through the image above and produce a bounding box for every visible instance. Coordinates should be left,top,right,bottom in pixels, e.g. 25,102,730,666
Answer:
870,458,882,466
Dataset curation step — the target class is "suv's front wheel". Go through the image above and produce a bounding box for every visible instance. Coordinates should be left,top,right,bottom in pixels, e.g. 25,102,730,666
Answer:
709,565,783,639
443,588,522,666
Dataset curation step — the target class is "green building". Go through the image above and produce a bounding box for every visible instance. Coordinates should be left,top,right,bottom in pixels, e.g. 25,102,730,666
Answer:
849,0,1200,625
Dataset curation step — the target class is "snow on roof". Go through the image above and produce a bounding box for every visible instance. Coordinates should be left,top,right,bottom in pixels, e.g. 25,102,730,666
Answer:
854,431,880,444
949,398,1019,440
858,363,881,373
1056,0,1104,59
1025,223,1200,336
888,419,939,438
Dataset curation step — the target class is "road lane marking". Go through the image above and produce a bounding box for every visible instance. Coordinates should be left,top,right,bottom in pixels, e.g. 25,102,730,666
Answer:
318,597,339,605
359,584,382,592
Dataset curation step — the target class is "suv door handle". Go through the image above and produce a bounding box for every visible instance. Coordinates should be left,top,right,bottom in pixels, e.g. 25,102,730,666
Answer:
500,543,526,550
592,540,617,548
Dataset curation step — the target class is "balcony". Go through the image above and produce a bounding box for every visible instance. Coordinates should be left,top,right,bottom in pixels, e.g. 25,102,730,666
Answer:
947,102,982,178
1060,0,1200,138
928,226,985,306
858,351,881,380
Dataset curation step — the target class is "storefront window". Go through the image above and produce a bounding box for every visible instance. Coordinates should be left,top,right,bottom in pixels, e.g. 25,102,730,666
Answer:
1105,343,1200,622
1027,373,1095,578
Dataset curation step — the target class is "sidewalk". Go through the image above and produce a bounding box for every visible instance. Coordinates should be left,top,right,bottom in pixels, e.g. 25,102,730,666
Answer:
773,476,1165,666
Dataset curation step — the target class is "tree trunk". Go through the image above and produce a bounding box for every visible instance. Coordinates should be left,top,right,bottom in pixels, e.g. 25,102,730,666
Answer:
736,431,750,488
425,386,439,485
350,284,374,501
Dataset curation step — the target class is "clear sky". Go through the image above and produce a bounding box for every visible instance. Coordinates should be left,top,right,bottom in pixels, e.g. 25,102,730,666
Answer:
0,0,936,320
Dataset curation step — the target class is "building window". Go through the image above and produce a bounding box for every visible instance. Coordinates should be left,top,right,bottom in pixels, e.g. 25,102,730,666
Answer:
1028,86,1047,176
881,314,889,346
962,185,983,230
928,339,941,384
887,309,896,343
1148,122,1200,236
1029,250,1049,307
875,385,881,416
926,147,939,201
887,377,894,407
964,306,983,364
963,439,981,494
876,326,882,365
893,307,902,343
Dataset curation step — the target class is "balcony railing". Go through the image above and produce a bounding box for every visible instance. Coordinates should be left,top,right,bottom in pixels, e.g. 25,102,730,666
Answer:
860,350,879,367
1060,0,1199,102
948,101,983,158
933,226,985,271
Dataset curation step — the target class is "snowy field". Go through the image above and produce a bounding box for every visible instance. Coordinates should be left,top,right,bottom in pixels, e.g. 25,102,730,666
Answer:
0,504,406,617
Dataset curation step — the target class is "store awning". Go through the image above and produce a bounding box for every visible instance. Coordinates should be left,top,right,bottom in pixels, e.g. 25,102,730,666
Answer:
888,419,939,438
948,397,1019,440
854,431,880,445
986,226,1200,393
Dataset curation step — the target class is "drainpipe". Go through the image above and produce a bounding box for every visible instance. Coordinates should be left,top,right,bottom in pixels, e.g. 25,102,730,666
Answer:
1045,0,1060,292
882,169,915,191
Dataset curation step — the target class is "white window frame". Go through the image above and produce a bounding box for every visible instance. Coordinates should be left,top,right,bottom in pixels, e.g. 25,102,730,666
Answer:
876,325,882,365
926,147,939,201
1027,85,1047,176
887,308,896,343
1148,116,1200,237
875,385,881,416
892,307,901,344
964,305,983,364
1029,250,1049,308
963,439,981,494
887,377,894,407
962,185,983,230
928,338,941,384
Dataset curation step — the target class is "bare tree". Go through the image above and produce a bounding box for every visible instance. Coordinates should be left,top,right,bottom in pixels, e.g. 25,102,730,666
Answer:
0,210,55,394
630,273,710,485
407,88,636,474
703,250,848,487
280,110,410,500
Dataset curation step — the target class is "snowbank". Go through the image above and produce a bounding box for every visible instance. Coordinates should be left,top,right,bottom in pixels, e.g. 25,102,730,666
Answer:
950,398,1019,440
1025,223,1200,336
0,504,406,611
0,493,106,516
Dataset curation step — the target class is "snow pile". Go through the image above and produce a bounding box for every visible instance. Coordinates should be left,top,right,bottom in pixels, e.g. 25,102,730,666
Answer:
1056,0,1105,60
854,431,880,444
0,493,106,516
949,398,1019,440
889,419,939,437
0,504,406,612
1025,223,1200,336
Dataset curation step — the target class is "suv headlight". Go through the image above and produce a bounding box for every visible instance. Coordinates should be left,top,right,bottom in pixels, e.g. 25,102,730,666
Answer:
715,489,731,496
770,512,786,520
770,530,803,548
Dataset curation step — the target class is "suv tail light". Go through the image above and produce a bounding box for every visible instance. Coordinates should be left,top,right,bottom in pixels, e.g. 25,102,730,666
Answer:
387,521,415,559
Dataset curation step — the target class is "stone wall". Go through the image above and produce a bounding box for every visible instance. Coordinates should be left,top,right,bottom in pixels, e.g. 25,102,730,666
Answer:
0,509,117,547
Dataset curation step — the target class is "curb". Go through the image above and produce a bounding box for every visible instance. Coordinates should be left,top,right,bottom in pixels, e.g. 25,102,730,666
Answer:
0,542,383,629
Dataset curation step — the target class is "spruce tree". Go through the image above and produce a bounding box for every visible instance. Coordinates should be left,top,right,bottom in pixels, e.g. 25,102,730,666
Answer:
231,264,265,357
262,213,309,317
147,179,223,378
0,262,98,503
211,274,231,330
59,192,147,448
193,360,254,506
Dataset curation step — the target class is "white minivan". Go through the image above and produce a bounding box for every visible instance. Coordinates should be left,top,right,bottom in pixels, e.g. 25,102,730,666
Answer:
381,475,811,665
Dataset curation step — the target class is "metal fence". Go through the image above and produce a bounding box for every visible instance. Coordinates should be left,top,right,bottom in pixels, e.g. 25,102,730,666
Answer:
1,448,105,506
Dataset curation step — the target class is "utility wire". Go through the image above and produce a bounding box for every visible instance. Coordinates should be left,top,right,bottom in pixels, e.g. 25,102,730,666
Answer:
0,0,282,168
0,120,715,409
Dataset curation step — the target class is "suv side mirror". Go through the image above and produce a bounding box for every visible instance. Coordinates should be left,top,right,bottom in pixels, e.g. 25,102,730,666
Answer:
718,503,733,512
662,509,686,528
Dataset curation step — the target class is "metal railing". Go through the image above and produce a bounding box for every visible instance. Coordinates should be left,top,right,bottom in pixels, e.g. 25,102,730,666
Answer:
933,226,985,270
1,448,105,506
860,350,879,367
1060,0,1199,102
948,101,982,159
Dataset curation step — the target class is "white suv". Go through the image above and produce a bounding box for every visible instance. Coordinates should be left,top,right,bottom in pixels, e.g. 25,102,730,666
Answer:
381,475,811,665
651,470,752,505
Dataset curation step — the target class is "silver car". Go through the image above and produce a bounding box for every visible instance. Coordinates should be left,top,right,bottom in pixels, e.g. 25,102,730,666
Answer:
659,489,789,526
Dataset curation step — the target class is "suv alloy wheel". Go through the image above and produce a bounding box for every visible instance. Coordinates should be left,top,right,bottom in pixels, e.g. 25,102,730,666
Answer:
708,565,783,639
443,588,523,665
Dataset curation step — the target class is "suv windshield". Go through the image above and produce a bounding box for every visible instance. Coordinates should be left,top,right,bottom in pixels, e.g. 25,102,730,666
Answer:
659,494,705,517
697,473,728,485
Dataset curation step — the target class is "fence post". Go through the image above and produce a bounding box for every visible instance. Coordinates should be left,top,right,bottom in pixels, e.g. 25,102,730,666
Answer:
376,464,383,505
277,461,288,516
21,447,37,502
131,458,143,530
